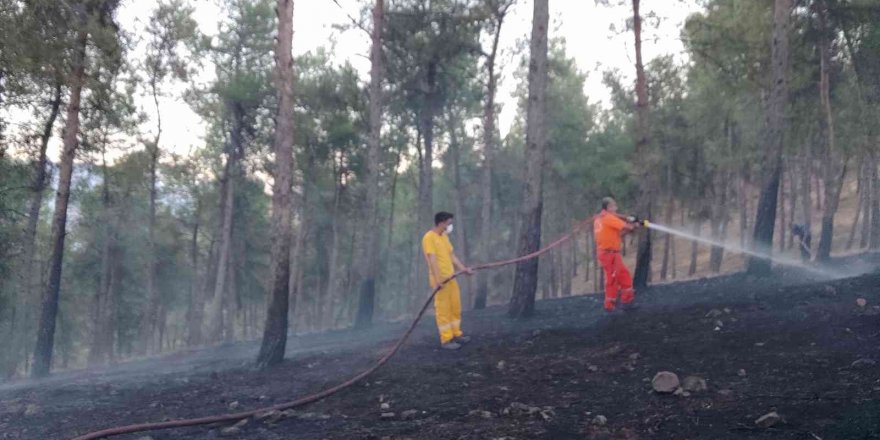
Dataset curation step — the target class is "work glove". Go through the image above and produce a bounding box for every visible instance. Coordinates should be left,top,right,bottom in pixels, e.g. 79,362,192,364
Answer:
626,216,638,223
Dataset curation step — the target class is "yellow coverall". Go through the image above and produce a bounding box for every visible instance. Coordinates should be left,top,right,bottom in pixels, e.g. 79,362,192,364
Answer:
422,230,464,344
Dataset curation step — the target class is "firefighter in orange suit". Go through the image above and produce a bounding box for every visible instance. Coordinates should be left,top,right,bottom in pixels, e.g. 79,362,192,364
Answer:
594,197,642,312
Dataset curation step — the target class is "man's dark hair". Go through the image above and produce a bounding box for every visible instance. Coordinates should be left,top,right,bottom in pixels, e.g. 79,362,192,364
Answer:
601,197,615,210
435,211,454,225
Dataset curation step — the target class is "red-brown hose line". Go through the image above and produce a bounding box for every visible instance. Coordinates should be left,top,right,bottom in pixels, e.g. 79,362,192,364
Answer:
70,216,596,440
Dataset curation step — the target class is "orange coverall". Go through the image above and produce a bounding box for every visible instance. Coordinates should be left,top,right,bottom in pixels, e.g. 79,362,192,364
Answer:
593,210,635,311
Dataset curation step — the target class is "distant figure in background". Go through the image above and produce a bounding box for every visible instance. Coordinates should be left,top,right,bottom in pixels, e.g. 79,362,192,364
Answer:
791,224,812,262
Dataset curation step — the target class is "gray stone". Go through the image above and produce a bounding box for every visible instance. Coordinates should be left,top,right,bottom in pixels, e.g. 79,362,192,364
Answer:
705,309,724,318
380,412,396,420
851,358,876,368
755,411,782,428
682,376,708,393
651,371,680,393
592,415,608,426
23,404,40,417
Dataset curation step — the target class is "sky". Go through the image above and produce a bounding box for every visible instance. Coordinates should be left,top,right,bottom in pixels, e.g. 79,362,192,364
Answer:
10,0,703,162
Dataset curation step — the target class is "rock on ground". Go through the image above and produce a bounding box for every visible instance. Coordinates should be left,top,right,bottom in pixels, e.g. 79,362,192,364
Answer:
652,371,680,393
755,411,782,428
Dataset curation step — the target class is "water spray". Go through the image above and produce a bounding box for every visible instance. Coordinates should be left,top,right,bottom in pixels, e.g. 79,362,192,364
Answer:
638,220,838,279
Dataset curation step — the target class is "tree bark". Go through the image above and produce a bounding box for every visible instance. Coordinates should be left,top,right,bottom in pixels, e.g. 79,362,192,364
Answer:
209,104,243,342
257,0,295,367
140,75,163,355
14,83,63,374
660,197,674,280
508,0,548,319
354,0,384,328
33,30,88,378
747,0,792,276
816,0,844,262
688,216,700,276
777,164,786,252
870,156,880,250
632,0,653,288
186,198,202,346
89,149,116,366
475,1,508,310
448,115,472,306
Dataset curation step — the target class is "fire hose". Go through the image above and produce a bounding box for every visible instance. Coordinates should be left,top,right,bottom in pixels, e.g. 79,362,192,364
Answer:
70,213,643,440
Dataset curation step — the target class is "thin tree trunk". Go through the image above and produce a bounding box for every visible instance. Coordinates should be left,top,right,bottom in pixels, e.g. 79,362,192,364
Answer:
354,0,384,328
140,76,163,355
689,216,700,276
861,158,873,248
778,164,786,252
15,82,62,375
508,0,549,319
747,0,792,276
186,199,202,346
448,115,472,307
740,172,749,247
787,165,796,249
870,156,880,250
32,30,88,378
816,1,844,262
209,104,243,342
257,0,295,368
475,2,508,310
89,149,114,366
632,0,653,288
847,162,865,250
660,197,673,280
801,153,812,242
710,174,730,273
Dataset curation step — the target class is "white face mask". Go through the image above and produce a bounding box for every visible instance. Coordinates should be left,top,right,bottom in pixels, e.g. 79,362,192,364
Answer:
446,223,454,234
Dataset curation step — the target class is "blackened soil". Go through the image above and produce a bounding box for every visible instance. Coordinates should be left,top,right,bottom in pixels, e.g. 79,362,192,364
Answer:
2,257,879,440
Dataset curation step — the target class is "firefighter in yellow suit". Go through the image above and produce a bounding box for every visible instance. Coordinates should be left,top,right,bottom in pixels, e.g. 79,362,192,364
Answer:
422,211,474,350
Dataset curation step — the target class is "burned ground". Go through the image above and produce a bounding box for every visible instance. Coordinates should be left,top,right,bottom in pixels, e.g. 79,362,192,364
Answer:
2,256,879,440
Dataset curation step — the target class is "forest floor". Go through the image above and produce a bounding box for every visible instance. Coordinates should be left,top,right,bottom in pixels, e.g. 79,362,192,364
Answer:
2,254,880,440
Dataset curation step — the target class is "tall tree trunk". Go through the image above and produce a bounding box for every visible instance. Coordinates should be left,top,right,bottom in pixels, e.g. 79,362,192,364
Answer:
418,69,438,240
816,1,844,262
323,177,343,329
801,153,812,241
209,104,243,341
632,0,653,288
778,165,786,252
747,0,792,276
448,115,472,306
739,172,749,247
33,30,88,378
257,0,295,368
475,1,508,310
660,197,674,280
508,0,548,319
354,0,384,328
870,156,880,250
710,174,730,273
688,215,700,276
861,158,873,248
787,165,797,249
89,149,115,366
186,199,202,346
15,83,62,374
140,76,163,355
848,162,866,250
